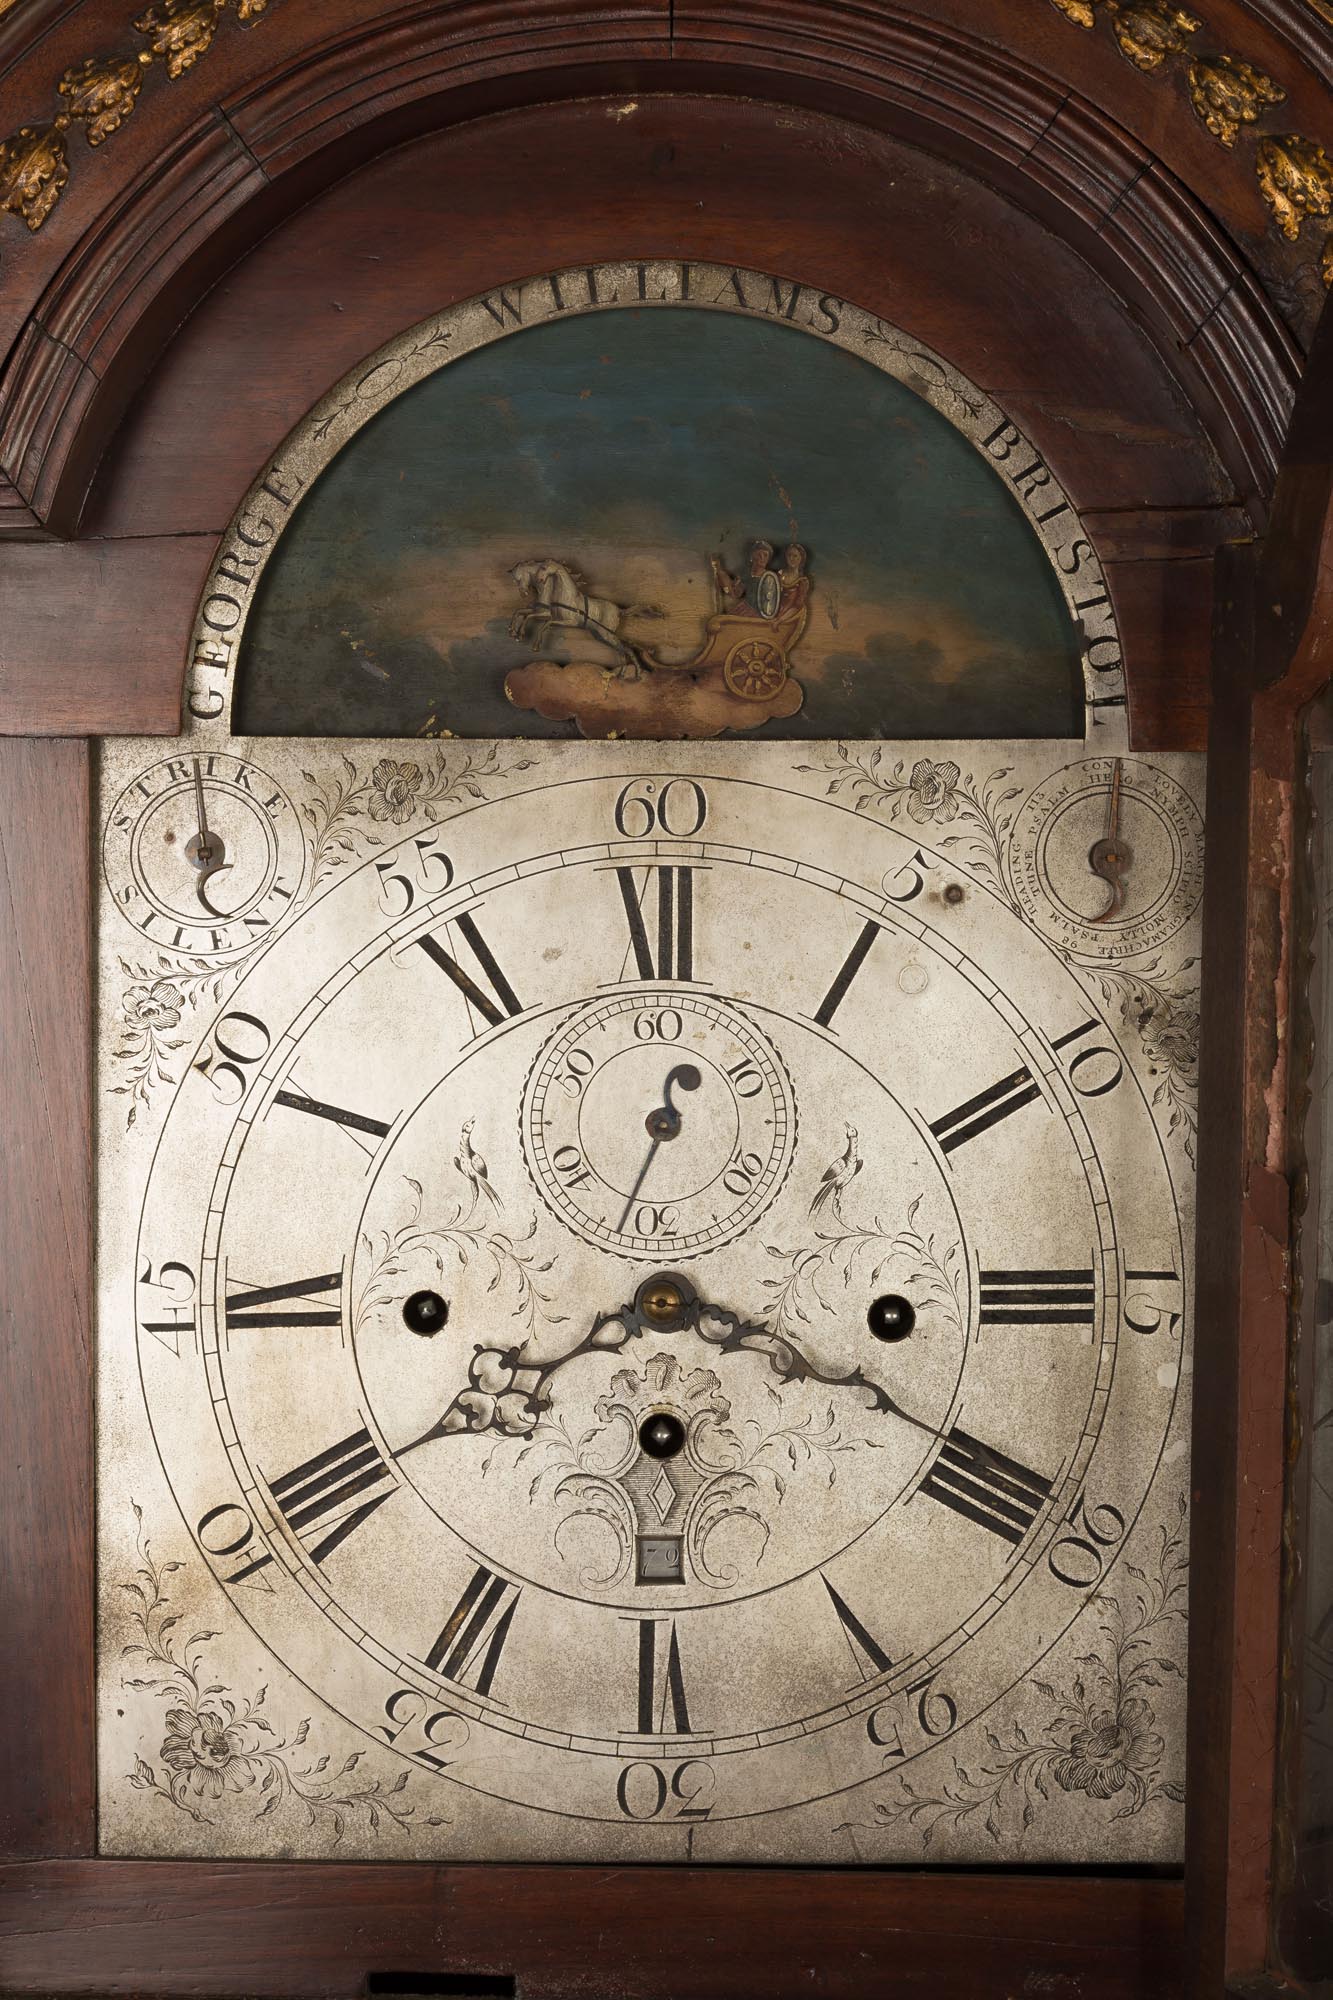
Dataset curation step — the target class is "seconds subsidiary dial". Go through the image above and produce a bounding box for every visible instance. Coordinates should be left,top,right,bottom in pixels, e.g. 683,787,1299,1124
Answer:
524,993,796,1255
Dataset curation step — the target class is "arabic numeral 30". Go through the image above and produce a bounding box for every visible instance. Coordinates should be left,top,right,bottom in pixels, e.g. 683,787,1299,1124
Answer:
616,1758,715,1820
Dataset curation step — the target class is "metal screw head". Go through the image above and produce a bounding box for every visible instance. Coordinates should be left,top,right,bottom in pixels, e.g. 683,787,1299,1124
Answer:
403,1289,448,1335
640,1412,687,1459
640,1279,686,1325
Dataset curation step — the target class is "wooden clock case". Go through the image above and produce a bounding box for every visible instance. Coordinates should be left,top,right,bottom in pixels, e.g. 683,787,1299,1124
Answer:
1,3,1331,1993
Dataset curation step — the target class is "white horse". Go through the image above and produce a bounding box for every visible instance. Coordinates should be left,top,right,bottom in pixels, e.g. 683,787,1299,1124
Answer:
509,559,660,676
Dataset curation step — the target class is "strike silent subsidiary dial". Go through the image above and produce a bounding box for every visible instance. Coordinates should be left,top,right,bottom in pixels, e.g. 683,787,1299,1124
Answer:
102,751,306,958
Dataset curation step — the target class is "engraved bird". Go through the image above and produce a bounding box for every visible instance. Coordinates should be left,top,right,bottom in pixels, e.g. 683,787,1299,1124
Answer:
809,1124,862,1221
455,1118,503,1216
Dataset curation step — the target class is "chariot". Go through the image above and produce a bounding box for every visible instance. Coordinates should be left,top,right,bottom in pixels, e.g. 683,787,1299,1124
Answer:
684,593,810,701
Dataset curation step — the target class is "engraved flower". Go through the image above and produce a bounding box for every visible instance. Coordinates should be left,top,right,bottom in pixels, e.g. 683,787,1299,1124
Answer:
1123,990,1198,1092
159,1706,254,1801
1051,1696,1162,1807
368,759,424,825
123,977,184,1031
905,758,961,824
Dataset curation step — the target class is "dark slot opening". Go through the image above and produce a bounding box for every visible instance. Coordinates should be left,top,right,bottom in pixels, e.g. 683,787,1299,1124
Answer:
366,1977,517,1998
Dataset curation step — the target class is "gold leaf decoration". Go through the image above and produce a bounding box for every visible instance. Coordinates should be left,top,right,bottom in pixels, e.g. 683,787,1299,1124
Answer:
0,116,71,231
1047,0,1098,24
1256,133,1333,242
58,50,156,146
1185,54,1285,150
133,0,227,80
0,0,276,233
1106,2,1202,72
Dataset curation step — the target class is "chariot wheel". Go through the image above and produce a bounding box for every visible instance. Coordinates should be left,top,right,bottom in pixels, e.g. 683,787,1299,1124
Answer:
724,635,787,700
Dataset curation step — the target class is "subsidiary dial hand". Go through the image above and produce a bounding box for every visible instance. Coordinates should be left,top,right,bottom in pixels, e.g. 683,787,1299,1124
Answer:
614,1062,702,1232
1088,756,1133,924
185,756,233,917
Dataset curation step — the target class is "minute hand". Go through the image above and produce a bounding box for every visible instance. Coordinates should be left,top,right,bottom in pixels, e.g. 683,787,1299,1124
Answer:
689,1297,944,1441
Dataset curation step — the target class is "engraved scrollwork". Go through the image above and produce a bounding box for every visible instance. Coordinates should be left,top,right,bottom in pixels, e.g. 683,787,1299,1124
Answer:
111,955,236,1127
0,118,71,231
58,50,155,145
1185,53,1285,150
502,1351,883,1590
1084,958,1199,1159
354,1157,567,1347
302,745,535,890
1257,133,1333,243
793,745,1023,912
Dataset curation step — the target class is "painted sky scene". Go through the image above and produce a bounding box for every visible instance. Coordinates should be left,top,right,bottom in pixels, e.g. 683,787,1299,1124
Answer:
235,308,1084,740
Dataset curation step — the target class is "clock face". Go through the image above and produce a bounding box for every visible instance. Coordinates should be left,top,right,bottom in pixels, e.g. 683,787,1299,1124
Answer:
97,738,1199,1864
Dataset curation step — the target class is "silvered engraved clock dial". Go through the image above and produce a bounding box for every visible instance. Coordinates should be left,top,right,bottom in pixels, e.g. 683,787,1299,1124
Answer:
97,736,1200,1865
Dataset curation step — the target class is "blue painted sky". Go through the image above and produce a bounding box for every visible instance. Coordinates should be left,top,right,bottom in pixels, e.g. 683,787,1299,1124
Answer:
237,308,1082,739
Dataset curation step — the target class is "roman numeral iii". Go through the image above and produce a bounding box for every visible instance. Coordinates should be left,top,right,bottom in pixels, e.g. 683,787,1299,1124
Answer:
978,1268,1096,1327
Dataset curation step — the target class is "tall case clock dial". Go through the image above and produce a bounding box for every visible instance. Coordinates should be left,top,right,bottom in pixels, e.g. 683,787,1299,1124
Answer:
96,735,1200,1865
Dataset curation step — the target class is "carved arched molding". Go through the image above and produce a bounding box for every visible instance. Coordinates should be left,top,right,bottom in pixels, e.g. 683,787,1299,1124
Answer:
0,0,1306,537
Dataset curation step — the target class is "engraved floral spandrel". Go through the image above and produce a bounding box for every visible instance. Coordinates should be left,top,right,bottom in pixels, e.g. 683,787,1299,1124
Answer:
839,1494,1187,1851
111,956,230,1127
106,741,535,1124
795,745,1022,910
1084,958,1199,1160
118,1503,441,1846
303,744,535,889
